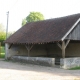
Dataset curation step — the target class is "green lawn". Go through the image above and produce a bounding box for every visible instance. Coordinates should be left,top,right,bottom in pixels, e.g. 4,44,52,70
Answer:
0,46,5,58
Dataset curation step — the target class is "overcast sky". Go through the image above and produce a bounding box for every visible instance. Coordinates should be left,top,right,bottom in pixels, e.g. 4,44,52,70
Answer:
0,0,80,32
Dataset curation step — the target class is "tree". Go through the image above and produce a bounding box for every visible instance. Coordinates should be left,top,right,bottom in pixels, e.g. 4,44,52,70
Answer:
26,12,44,22
22,12,44,26
0,23,6,40
0,23,5,32
8,31,15,37
0,32,6,40
22,18,26,26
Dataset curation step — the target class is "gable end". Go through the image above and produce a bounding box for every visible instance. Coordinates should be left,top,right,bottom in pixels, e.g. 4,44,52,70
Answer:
65,22,80,40
61,18,80,41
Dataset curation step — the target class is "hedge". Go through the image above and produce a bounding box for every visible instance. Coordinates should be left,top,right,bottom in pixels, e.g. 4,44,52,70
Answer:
0,40,5,46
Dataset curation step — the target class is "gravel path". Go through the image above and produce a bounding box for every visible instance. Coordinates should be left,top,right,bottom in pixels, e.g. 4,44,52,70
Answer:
0,59,80,80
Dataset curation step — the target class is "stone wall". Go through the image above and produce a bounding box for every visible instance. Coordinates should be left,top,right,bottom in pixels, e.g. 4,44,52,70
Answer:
60,57,80,69
5,44,20,59
11,56,55,67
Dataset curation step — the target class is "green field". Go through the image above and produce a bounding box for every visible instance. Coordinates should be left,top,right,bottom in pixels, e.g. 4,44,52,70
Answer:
0,46,5,58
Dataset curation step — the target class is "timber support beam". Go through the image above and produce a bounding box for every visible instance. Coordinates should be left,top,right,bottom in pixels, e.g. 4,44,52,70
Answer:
57,40,70,58
25,44,34,57
8,44,13,49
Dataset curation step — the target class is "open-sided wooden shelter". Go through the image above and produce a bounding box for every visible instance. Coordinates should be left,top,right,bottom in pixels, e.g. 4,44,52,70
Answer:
5,13,80,59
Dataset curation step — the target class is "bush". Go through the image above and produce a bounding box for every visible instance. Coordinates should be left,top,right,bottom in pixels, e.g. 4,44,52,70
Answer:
0,40,5,46
0,53,5,58
0,32,6,40
0,46,5,58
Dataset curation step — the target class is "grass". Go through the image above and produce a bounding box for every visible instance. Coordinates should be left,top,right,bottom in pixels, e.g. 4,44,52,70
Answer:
0,46,5,58
69,66,80,70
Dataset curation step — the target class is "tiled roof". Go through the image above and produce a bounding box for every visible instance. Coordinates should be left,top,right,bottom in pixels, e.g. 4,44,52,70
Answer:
5,13,80,44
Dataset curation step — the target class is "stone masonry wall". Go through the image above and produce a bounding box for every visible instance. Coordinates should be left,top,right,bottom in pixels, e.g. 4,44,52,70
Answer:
60,57,80,69
11,56,55,67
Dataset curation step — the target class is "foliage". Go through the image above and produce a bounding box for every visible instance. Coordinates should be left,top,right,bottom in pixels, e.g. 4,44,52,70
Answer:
0,46,5,58
0,23,14,41
0,23,6,47
0,23,6,40
0,23,5,32
0,32,6,40
0,53,5,58
1,46,5,53
0,40,5,46
22,18,26,26
69,66,80,70
22,12,44,26
8,31,15,37
26,12,44,22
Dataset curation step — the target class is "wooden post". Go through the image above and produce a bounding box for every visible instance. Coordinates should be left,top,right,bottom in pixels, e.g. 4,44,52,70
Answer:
57,40,70,58
62,41,65,58
25,44,33,57
27,49,30,57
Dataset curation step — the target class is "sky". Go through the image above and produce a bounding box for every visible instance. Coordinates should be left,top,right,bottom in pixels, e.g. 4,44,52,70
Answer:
0,0,80,32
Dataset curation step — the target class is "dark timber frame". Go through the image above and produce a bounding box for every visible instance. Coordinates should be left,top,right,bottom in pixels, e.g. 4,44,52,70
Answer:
57,40,70,58
25,44,34,57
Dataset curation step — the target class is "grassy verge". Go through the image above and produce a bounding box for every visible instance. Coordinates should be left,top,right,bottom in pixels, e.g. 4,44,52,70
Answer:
0,53,5,58
0,46,5,58
1,46,5,53
69,66,80,70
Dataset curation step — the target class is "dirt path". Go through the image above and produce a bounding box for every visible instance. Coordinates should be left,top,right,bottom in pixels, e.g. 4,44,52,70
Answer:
0,59,80,80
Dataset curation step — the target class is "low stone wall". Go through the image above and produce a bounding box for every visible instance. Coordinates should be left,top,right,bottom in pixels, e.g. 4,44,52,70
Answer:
60,57,80,69
11,56,55,67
